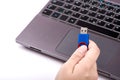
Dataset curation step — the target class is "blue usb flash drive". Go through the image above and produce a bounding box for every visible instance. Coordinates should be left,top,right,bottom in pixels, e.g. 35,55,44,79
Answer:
78,27,89,47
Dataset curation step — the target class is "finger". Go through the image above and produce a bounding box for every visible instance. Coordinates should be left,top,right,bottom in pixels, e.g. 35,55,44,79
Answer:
66,45,87,69
78,40,100,69
86,40,100,65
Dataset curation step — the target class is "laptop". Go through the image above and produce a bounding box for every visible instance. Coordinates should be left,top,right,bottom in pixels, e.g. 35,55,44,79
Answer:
16,0,120,79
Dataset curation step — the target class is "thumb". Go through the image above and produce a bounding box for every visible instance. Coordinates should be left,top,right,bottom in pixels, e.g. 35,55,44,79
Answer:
66,45,87,69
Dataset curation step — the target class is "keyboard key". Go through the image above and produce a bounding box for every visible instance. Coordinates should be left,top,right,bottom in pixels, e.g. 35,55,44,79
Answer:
66,0,74,3
104,1,113,6
72,6,80,12
74,1,82,6
106,6,114,11
115,14,120,20
89,18,97,24
42,9,53,16
56,7,64,13
51,0,64,6
88,12,97,17
47,4,57,10
76,20,119,38
64,10,72,15
90,6,98,11
114,20,120,25
116,8,120,13
106,11,114,17
64,4,72,9
96,14,105,20
72,12,81,18
98,9,106,14
106,24,114,29
91,1,99,6
105,17,113,22
114,26,120,32
100,3,106,8
113,4,120,7
51,12,61,18
60,15,68,21
83,0,90,3
68,17,77,24
80,15,89,20
82,4,90,9
80,9,88,14
97,21,105,26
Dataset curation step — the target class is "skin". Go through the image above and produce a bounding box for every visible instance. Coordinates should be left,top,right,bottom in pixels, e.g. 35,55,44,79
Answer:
55,40,100,80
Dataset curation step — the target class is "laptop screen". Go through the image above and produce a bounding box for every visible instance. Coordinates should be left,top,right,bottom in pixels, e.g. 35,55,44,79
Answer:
106,0,120,4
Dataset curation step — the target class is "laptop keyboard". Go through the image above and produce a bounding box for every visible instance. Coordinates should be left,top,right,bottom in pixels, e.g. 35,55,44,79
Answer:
42,0,120,41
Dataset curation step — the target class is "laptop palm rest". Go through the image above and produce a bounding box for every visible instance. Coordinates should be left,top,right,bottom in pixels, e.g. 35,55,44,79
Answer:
56,28,120,79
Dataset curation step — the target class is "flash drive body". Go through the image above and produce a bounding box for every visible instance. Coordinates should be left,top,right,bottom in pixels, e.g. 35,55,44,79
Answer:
78,34,89,47
78,27,89,47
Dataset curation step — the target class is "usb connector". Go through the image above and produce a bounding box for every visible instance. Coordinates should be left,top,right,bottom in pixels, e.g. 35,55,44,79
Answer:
80,27,88,34
78,27,89,47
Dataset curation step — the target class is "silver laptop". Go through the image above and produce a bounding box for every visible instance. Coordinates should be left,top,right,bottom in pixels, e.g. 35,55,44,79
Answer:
16,0,120,79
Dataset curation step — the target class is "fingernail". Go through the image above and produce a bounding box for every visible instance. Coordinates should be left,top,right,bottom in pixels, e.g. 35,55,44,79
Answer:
78,45,87,54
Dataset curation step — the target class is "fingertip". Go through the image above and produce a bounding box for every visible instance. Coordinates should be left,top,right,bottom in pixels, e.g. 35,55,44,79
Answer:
89,40,97,47
78,45,87,52
88,40,100,53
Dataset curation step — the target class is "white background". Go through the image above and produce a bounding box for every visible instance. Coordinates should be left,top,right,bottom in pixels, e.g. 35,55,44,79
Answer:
0,0,108,80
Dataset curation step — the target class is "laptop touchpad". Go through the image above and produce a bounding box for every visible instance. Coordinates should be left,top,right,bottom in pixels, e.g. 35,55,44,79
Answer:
56,28,79,58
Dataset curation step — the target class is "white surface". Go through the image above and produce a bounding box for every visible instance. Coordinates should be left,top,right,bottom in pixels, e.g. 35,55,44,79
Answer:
0,0,108,80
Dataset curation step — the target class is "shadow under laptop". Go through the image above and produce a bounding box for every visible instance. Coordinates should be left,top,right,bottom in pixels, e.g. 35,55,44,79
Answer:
19,45,64,63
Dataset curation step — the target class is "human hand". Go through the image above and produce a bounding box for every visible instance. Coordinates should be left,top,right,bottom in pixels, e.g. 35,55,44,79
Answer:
55,40,100,80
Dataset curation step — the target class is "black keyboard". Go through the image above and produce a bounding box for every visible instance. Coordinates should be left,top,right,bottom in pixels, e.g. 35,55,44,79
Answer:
42,0,120,41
